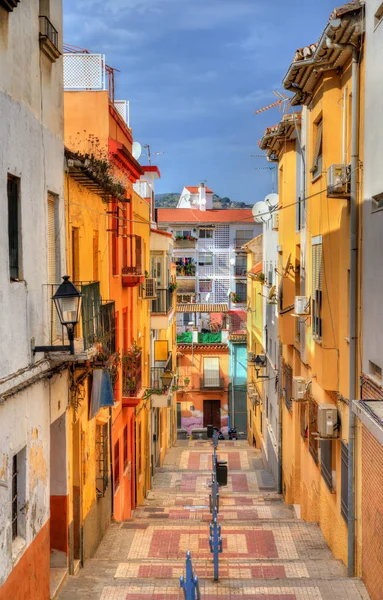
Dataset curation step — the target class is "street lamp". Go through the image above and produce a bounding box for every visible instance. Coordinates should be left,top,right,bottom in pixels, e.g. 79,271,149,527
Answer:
253,354,268,379
160,369,173,391
33,276,83,355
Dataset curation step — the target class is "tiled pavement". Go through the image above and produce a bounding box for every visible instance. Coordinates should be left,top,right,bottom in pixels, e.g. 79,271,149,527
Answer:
58,441,369,599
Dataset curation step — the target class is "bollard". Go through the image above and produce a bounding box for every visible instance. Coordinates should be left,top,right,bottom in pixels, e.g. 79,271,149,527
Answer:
180,550,201,600
209,514,222,581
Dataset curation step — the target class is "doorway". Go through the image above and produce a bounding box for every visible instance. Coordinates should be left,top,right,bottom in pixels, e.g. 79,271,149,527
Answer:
203,400,221,428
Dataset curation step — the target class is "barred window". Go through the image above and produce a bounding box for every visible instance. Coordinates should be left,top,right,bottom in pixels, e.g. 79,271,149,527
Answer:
341,440,349,522
320,440,333,491
96,423,109,497
310,119,323,179
308,398,319,464
312,238,322,340
114,439,120,489
283,363,293,412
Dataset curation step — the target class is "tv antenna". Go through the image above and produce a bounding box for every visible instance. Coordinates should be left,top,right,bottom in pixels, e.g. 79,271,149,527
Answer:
255,90,291,115
254,165,277,192
142,144,164,165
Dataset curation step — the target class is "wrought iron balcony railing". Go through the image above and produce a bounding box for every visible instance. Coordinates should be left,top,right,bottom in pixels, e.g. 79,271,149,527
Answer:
39,16,61,62
122,351,142,397
151,288,173,314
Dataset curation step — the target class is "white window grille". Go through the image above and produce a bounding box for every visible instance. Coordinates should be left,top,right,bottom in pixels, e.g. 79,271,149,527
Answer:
215,279,230,303
114,100,130,127
64,54,106,90
215,252,229,276
215,225,229,249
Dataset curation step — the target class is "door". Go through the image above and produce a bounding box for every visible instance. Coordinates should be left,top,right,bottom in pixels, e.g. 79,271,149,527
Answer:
203,400,221,428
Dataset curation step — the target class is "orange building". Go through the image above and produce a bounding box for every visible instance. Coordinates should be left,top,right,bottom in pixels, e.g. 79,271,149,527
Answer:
63,51,150,520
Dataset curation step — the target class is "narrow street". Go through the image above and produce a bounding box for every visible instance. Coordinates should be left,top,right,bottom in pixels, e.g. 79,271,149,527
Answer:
58,440,369,600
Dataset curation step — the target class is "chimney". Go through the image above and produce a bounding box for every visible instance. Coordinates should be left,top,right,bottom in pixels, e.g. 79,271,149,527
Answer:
198,182,206,211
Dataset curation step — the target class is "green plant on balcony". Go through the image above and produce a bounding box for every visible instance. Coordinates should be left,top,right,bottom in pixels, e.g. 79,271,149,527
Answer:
175,234,197,241
169,281,178,293
256,272,265,284
231,292,243,304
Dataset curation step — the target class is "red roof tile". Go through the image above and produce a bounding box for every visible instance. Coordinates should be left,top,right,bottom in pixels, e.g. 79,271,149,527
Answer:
185,186,214,194
157,208,254,224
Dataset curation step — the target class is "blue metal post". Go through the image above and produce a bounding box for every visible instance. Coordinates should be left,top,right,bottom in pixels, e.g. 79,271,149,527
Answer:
209,512,222,581
180,551,201,600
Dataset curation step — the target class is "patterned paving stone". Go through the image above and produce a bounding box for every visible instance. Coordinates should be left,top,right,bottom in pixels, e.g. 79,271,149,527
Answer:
58,441,370,600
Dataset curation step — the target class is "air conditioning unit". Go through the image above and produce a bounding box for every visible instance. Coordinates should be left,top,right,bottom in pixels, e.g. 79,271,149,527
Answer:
292,376,306,401
317,404,339,438
141,278,157,299
248,351,255,362
327,164,350,198
294,296,309,316
272,212,279,230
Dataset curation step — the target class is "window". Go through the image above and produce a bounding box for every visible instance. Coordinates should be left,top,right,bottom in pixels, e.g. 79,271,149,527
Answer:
312,238,322,340
11,447,27,541
341,440,349,522
123,425,128,470
182,312,193,326
308,398,319,465
39,0,50,16
176,230,192,238
113,440,120,489
203,357,220,387
235,230,253,246
283,363,292,412
96,424,109,497
310,119,323,179
372,192,383,212
249,410,252,428
320,440,333,492
151,254,162,285
138,423,142,474
199,228,213,239
300,402,308,440
235,281,246,302
7,176,21,281
199,279,212,293
198,253,213,266
374,2,383,28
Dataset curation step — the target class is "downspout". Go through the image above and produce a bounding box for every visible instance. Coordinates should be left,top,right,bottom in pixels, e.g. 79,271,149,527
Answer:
326,37,360,578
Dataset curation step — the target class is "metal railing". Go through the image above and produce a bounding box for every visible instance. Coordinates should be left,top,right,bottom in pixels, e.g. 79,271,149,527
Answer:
234,265,247,276
39,16,59,50
150,354,173,389
151,288,173,314
122,351,142,397
100,301,116,355
200,377,224,389
174,238,197,249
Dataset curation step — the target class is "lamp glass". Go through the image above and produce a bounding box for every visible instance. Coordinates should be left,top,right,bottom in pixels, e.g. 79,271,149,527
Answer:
160,370,173,388
52,276,83,327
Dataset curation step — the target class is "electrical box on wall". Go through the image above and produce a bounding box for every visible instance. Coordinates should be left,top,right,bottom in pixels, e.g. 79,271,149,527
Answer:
327,164,350,197
317,404,339,438
292,376,306,401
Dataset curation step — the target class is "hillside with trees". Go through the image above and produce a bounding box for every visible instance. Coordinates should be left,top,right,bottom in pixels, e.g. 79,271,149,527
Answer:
155,193,251,209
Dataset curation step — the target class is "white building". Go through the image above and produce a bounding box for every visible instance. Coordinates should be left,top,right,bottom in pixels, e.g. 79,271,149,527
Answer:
0,2,67,597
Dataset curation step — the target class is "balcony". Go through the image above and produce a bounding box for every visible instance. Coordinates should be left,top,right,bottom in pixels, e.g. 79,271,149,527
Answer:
176,264,196,277
133,180,151,199
200,377,224,390
122,350,143,407
0,0,19,11
39,16,61,62
122,235,144,287
234,265,247,277
174,236,197,249
176,331,222,344
151,288,173,314
234,239,252,250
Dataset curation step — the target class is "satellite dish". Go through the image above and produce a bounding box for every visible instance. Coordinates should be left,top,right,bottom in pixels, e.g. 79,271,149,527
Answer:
179,191,191,205
265,193,279,208
132,142,142,160
252,201,271,224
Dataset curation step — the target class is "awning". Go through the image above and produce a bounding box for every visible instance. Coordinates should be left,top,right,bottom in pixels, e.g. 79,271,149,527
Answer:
90,369,114,418
176,303,228,313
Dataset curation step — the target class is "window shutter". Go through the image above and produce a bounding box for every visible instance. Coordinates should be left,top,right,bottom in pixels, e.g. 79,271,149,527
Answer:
341,441,348,521
320,440,333,491
203,357,220,387
312,243,322,295
310,120,323,173
47,194,56,285
136,236,142,272
7,177,19,280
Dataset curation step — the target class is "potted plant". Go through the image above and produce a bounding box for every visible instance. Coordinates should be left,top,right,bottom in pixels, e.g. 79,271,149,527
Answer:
231,292,242,304
169,281,178,293
257,272,265,284
184,376,190,386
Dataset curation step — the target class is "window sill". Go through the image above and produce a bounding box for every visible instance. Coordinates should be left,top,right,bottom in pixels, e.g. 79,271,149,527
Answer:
313,337,322,346
371,204,383,214
311,173,323,184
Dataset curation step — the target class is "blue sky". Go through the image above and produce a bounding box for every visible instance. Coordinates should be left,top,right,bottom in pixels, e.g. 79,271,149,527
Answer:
63,0,338,204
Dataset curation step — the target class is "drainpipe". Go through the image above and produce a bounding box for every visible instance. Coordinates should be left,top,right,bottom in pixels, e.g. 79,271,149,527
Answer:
326,37,360,578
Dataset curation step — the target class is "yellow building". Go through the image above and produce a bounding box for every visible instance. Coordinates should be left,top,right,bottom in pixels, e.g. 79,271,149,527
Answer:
149,221,177,468
245,235,263,449
63,149,116,569
259,2,364,570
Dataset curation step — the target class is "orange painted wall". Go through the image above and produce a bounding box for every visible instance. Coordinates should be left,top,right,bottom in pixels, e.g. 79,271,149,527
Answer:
0,521,50,600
